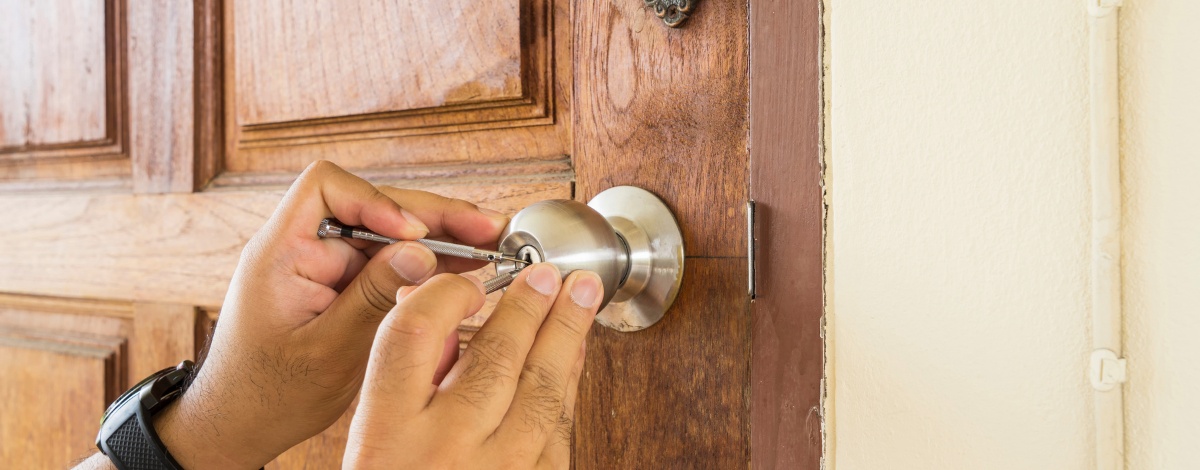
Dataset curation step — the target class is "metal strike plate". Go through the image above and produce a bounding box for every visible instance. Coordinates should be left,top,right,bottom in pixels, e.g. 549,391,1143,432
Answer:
496,186,685,331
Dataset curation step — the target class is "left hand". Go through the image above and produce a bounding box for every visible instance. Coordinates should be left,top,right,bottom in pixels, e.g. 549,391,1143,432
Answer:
153,161,510,469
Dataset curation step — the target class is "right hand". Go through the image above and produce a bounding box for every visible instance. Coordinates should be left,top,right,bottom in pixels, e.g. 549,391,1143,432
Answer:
343,263,603,469
151,161,510,469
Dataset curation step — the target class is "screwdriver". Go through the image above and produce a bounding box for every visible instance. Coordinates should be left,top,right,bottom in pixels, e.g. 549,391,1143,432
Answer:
317,218,527,294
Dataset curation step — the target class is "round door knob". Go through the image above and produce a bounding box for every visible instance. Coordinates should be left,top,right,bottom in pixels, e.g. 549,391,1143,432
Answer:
496,186,685,331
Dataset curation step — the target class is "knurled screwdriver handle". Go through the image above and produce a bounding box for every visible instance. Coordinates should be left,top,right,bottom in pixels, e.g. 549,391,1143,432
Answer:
482,270,520,294
318,218,526,294
318,218,527,265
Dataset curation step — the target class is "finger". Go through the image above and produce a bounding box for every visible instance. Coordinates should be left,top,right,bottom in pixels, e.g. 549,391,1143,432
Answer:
275,160,429,241
357,274,485,419
290,236,367,289
331,243,369,292
494,271,600,452
360,239,490,275
539,343,585,467
432,330,460,386
355,236,489,276
433,263,562,424
305,241,437,350
376,187,509,247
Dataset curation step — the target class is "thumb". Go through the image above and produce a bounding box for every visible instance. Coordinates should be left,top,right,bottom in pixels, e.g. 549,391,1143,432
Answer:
312,241,438,347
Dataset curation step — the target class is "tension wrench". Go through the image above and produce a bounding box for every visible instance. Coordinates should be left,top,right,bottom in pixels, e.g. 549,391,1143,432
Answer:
317,218,527,293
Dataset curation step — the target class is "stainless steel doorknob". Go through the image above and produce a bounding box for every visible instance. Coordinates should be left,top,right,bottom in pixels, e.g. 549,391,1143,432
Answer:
495,186,685,331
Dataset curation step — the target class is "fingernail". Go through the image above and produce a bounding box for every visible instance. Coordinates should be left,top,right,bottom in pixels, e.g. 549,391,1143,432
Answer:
479,207,509,229
570,272,601,308
525,263,560,296
391,243,436,283
400,209,429,235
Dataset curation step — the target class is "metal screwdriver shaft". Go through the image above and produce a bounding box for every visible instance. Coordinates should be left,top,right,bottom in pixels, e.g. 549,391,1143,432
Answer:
318,218,529,266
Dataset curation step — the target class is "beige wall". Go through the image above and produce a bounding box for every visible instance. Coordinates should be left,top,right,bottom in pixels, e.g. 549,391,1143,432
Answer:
1120,1,1200,468
820,0,1200,467
824,1,1095,467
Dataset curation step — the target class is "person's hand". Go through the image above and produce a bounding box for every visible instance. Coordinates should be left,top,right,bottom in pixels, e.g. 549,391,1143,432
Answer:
152,160,511,469
342,263,602,469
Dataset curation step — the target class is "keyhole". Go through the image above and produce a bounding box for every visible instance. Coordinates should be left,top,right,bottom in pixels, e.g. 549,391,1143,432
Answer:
517,245,542,265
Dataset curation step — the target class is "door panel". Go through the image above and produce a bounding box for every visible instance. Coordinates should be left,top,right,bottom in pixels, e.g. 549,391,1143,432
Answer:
0,296,131,469
0,0,811,468
576,259,750,467
0,0,109,149
233,0,523,124
221,0,570,178
0,344,114,468
0,0,128,188
573,1,751,465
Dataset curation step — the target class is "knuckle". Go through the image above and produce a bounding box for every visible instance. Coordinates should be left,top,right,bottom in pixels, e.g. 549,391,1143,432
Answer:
502,292,549,324
452,330,519,407
448,197,480,213
552,410,575,446
305,159,337,174
425,273,484,306
293,160,339,192
522,360,566,396
355,274,397,318
548,310,586,338
515,360,566,435
369,188,397,207
382,309,439,344
469,330,520,370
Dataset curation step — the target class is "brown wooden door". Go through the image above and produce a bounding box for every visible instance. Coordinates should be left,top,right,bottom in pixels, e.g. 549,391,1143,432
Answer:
0,1,821,468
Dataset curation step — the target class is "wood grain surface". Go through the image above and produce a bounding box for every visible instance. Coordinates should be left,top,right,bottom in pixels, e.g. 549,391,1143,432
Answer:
0,0,830,467
233,0,522,125
0,0,129,190
0,343,113,468
749,0,824,468
575,259,750,467
193,0,225,190
0,177,569,307
0,0,108,149
128,0,197,193
131,303,198,378
221,0,572,179
0,296,131,468
572,0,753,467
574,0,749,259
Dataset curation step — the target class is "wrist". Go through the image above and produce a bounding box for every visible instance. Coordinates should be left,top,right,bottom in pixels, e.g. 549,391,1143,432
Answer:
153,392,264,469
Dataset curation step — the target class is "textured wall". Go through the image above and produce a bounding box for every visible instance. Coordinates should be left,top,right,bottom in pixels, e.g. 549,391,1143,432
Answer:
824,1,1096,468
1120,1,1200,468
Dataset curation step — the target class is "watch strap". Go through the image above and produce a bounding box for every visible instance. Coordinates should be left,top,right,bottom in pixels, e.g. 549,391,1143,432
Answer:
100,403,184,470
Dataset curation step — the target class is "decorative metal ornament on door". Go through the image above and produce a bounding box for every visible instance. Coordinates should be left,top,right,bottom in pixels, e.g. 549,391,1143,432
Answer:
644,0,695,28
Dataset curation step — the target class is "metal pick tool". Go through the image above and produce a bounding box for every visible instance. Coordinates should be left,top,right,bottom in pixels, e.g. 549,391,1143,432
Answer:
318,218,528,294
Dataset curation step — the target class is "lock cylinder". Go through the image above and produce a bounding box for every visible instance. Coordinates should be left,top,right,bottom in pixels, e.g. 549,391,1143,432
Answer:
495,186,684,332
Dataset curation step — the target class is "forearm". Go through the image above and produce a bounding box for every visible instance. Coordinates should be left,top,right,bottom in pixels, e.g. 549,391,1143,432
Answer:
72,453,115,470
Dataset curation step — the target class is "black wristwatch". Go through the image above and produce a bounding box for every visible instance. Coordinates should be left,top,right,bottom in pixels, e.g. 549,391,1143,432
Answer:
96,360,194,470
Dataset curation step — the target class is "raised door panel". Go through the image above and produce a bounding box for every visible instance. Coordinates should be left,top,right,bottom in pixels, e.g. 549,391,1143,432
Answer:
0,296,131,469
0,0,108,149
0,0,129,189
222,0,570,180
235,0,522,125
0,344,115,468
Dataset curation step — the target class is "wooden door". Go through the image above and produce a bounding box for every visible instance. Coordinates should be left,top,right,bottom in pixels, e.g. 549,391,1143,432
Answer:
0,0,822,468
